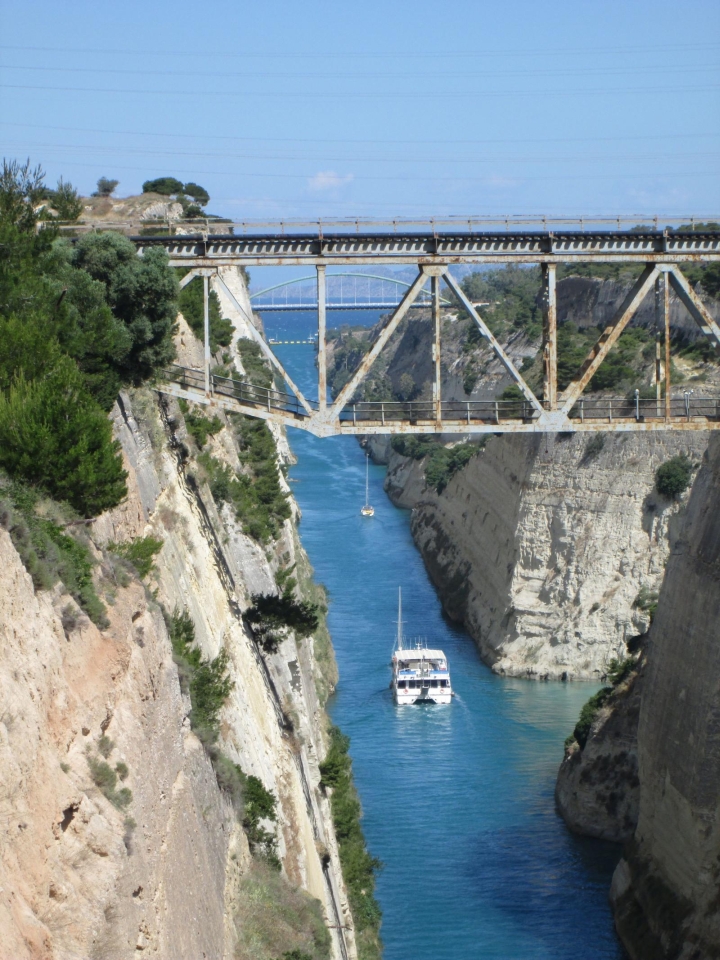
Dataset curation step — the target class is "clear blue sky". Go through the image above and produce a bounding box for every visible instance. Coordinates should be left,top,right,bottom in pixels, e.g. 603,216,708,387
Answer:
1,0,719,221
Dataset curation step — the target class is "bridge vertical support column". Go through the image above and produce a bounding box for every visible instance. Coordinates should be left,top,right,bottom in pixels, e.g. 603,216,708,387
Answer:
542,264,557,410
203,272,211,397
663,268,671,422
655,275,662,409
432,274,442,427
317,264,327,414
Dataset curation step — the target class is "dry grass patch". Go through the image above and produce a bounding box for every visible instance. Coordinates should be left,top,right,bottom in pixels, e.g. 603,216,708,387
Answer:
233,862,331,960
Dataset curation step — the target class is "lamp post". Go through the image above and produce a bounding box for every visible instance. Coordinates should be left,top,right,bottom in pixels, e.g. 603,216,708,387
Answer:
684,389,693,420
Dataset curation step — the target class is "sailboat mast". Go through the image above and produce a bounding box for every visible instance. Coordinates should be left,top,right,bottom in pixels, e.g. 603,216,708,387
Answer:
365,453,369,506
397,587,403,650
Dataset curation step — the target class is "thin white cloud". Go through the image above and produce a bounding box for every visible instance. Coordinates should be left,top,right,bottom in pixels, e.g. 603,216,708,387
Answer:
486,175,519,188
307,170,354,192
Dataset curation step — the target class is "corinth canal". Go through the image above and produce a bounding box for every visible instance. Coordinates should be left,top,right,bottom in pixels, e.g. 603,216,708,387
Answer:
262,309,626,960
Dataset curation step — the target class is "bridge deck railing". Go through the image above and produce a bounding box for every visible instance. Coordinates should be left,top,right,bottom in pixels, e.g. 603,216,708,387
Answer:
566,396,720,422
165,364,311,417
340,397,720,424
162,366,720,427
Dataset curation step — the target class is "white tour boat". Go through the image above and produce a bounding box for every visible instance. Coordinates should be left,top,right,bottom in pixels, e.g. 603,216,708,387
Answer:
360,452,374,516
390,588,452,705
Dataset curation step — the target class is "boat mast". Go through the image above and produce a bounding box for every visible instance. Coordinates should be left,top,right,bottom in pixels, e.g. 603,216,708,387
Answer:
396,587,403,650
365,453,370,508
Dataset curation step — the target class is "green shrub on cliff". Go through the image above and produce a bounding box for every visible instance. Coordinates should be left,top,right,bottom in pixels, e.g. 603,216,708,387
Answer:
87,753,133,809
178,398,223,449
634,585,659,622
167,609,234,744
556,322,650,392
0,362,128,516
194,407,290,544
197,440,291,544
107,535,164,579
571,687,612,749
460,265,542,339
391,436,484,493
176,275,233,351
245,593,319,653
320,726,382,959
424,443,480,493
237,337,273,389
606,656,637,686
0,479,107,625
655,454,693,499
234,864,331,960
391,435,436,460
167,609,284,868
243,774,280,866
462,360,479,394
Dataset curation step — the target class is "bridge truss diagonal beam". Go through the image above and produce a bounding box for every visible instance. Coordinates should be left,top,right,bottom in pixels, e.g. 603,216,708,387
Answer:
559,265,659,413
667,267,720,349
442,270,544,414
327,269,431,421
213,273,315,416
179,268,204,290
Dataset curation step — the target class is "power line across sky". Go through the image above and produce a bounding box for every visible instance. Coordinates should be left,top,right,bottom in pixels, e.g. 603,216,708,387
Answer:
1,0,719,218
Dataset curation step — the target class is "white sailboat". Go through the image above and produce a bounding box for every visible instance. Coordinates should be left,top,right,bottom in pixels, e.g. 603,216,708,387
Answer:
361,452,374,517
390,588,452,705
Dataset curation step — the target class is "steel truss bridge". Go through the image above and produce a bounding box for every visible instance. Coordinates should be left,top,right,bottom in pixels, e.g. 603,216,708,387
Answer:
250,272,454,312
129,223,720,437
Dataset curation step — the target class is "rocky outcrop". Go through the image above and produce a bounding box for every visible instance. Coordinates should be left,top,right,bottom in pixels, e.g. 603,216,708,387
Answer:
392,430,706,679
81,193,185,223
0,269,356,960
555,655,644,841
610,434,720,960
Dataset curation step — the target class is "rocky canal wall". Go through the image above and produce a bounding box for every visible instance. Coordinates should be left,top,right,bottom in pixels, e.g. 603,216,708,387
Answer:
608,434,720,959
0,267,356,960
380,430,705,680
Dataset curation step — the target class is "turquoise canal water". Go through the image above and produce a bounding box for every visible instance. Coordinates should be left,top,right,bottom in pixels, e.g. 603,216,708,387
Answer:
261,310,625,960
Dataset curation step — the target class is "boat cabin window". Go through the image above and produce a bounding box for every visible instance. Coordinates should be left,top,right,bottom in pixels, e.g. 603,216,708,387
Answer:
430,679,438,687
397,681,406,689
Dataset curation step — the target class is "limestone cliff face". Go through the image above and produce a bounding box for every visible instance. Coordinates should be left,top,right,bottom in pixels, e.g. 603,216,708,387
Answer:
0,268,355,960
610,434,720,960
388,430,706,679
0,529,241,960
